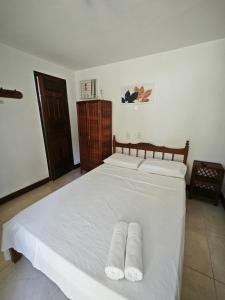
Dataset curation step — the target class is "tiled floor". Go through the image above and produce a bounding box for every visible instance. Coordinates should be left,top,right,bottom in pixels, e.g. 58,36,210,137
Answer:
0,169,225,299
182,198,225,300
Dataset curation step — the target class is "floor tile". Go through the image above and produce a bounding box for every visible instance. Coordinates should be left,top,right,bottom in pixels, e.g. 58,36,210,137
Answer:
53,169,81,188
0,193,40,222
186,200,206,233
215,281,225,300
0,254,10,271
0,169,82,223
0,262,15,283
0,257,68,300
0,222,10,271
184,229,213,277
1,271,66,299
0,248,10,271
181,266,216,300
13,257,42,281
202,203,225,237
208,232,225,284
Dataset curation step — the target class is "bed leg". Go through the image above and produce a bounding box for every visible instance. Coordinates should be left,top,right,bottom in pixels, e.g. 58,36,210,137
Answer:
9,248,22,263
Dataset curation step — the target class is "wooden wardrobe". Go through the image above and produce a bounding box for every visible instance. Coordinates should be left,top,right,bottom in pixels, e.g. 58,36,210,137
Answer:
77,100,112,171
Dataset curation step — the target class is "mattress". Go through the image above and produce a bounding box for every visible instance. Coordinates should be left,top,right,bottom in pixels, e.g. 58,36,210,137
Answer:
1,163,186,300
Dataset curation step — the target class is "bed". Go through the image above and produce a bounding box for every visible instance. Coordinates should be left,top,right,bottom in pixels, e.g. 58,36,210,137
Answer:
1,136,189,300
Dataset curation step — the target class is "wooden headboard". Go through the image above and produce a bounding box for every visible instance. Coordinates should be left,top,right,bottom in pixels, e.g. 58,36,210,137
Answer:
113,135,189,164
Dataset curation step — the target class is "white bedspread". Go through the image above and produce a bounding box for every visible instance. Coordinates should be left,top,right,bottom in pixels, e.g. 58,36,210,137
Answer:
1,164,186,300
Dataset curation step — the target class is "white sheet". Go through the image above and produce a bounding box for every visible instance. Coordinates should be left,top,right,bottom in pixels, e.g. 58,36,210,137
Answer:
1,164,186,300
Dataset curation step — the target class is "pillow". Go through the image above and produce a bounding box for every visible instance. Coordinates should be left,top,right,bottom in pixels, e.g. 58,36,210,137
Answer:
138,158,187,178
103,153,144,170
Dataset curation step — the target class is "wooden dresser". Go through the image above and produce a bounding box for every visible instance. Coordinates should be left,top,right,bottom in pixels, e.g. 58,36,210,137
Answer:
77,100,112,172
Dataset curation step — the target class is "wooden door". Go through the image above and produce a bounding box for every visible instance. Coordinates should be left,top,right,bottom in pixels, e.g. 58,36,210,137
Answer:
34,72,74,179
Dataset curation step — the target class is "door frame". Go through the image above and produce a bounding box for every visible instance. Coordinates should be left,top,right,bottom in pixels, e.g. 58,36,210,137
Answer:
33,70,73,180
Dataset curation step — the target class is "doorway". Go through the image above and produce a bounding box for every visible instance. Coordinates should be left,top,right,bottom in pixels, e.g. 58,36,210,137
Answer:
34,71,74,180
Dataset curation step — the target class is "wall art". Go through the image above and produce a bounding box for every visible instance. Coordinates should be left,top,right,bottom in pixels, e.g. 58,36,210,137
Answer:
121,83,154,104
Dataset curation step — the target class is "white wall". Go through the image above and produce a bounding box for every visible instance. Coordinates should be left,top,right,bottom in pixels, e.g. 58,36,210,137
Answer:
1,39,224,198
75,39,225,189
0,43,79,198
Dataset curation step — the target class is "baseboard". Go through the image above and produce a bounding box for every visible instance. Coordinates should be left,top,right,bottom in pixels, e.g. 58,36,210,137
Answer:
0,177,50,205
73,163,80,169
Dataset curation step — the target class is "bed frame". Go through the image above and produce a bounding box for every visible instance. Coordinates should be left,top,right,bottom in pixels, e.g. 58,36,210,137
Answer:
9,248,22,263
113,135,189,164
9,136,189,264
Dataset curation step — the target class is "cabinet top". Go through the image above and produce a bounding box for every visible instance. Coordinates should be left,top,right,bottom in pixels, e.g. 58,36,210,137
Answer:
76,99,111,103
193,160,224,170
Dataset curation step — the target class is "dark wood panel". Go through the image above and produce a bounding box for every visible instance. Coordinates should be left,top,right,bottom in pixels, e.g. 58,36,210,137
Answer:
0,88,23,99
113,135,189,164
101,101,112,160
88,101,101,169
34,72,74,179
77,101,90,171
77,100,112,172
9,248,22,263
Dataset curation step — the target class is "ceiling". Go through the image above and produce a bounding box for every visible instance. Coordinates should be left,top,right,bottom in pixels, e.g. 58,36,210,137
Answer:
0,0,225,70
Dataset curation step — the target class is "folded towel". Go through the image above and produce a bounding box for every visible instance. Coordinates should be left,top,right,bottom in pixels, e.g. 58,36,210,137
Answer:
125,222,143,282
105,221,128,280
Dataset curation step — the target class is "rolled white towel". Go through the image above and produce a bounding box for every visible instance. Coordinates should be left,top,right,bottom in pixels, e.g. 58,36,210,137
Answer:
105,221,128,280
125,222,143,282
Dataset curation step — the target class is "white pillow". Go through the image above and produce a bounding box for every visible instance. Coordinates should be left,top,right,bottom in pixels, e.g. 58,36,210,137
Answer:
138,158,187,178
103,153,143,170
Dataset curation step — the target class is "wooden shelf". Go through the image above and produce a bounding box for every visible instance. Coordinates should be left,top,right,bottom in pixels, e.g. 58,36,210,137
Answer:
0,88,23,99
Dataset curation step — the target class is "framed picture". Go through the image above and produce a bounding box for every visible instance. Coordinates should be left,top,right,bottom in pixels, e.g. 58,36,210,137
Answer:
80,79,97,99
121,83,155,104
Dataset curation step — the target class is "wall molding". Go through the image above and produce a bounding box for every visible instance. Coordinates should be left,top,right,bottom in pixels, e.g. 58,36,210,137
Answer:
0,177,50,205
